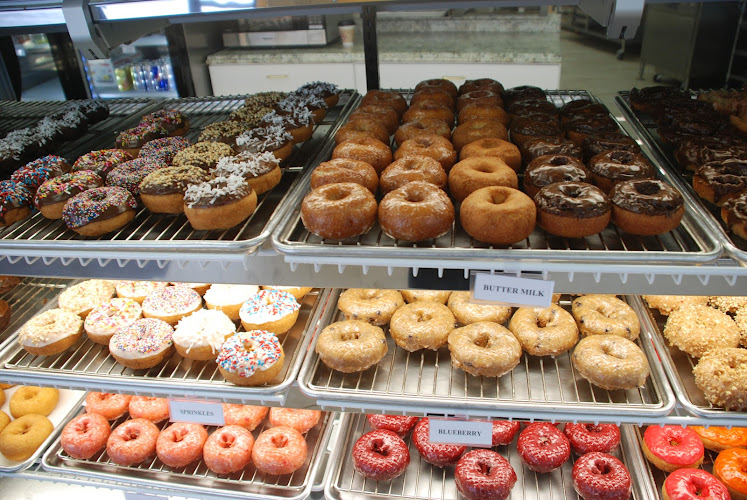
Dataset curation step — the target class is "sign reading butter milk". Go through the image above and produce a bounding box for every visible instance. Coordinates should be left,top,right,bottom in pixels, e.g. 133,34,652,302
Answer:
168,399,225,426
472,273,554,308
429,418,493,447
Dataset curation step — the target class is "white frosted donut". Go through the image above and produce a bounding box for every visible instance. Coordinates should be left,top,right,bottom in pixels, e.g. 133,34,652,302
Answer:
18,308,84,356
142,286,203,325
84,298,142,344
204,284,259,321
174,309,236,360
217,330,285,386
58,280,116,318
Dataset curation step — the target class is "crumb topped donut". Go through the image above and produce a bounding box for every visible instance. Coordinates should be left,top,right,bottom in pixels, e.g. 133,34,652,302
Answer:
301,182,377,240
378,181,454,241
643,295,709,316
694,347,747,410
58,279,116,318
663,304,739,358
315,320,387,372
172,141,234,171
217,330,284,386
16,309,82,356
338,288,404,326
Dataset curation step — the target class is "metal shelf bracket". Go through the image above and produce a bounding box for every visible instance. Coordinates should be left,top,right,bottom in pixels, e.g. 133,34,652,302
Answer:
579,0,645,39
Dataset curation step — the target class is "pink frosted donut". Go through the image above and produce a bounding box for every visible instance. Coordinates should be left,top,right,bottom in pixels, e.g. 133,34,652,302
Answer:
129,396,170,423
86,392,132,420
222,404,268,431
366,414,419,437
268,408,321,434
203,425,254,474
156,422,208,468
61,413,111,459
106,418,159,466
252,426,308,475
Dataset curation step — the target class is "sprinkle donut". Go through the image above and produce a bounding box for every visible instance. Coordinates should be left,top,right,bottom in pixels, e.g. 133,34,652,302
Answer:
86,392,132,420
203,425,254,474
239,289,300,335
216,330,284,386
115,280,169,304
138,136,192,164
84,298,142,344
156,422,208,468
34,170,103,219
141,285,202,326
61,412,111,459
12,154,70,192
0,180,31,227
106,418,159,466
62,186,137,237
72,149,133,180
108,318,174,370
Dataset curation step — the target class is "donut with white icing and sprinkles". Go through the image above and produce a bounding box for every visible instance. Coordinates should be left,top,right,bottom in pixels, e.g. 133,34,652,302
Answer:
141,285,202,325
217,330,284,386
239,289,300,335
109,317,174,369
61,186,137,237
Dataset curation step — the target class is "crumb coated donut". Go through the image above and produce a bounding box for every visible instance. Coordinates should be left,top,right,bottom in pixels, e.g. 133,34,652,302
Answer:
389,301,456,351
139,165,210,214
84,298,142,344
239,288,300,335
115,280,169,304
710,296,747,314
203,425,254,474
0,414,53,461
106,157,166,197
394,135,457,173
611,179,684,235
183,174,258,231
301,182,377,240
156,422,208,468
61,413,111,459
142,285,202,326
332,138,392,174
644,295,710,316
352,429,409,481
534,181,611,239
642,425,704,472
448,157,518,202
59,279,116,318
523,154,590,199
448,322,522,377
73,149,132,180
517,422,570,473
12,155,70,192
460,186,536,245
394,118,451,147
573,452,631,500
508,305,578,357
691,425,747,452
217,330,284,386
366,414,419,437
315,320,387,372
10,386,59,418
222,404,268,431
663,305,739,358
17,307,83,356
448,291,512,325
86,392,132,420
572,334,650,391
361,90,408,117
106,418,159,466
311,158,378,195
665,467,731,500
173,308,236,360
400,289,451,304
62,186,137,237
455,449,516,500
412,417,466,467
713,448,747,499
335,118,390,145
452,119,509,153
589,150,656,193
269,408,321,434
109,318,174,370
34,170,103,219
459,137,521,172
379,155,447,194
128,396,170,423
572,295,640,341
378,181,454,241
564,423,620,454
694,347,747,410
172,141,234,171
252,426,308,475
338,289,404,325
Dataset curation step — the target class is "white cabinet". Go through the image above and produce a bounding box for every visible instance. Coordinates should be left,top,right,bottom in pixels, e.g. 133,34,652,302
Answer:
208,63,357,96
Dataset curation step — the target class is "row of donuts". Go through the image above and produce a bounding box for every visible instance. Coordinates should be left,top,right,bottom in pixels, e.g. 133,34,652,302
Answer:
0,385,59,461
314,289,650,392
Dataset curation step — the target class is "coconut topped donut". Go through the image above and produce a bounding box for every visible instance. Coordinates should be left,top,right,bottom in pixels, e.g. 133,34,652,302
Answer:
235,125,292,154
184,174,252,208
173,309,236,357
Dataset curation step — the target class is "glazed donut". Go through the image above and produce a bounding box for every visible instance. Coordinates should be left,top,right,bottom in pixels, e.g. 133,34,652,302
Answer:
448,157,518,201
203,425,254,474
643,295,710,316
455,449,516,500
269,408,321,434
459,137,521,172
509,116,561,149
713,448,747,500
611,179,684,235
73,149,133,180
402,101,454,127
116,280,168,304
693,347,747,410
400,289,451,304
360,90,407,117
583,131,641,162
394,135,457,173
448,322,522,378
458,103,510,127
589,150,656,194
311,158,379,194
106,157,166,197
337,289,404,325
663,305,739,358
457,89,503,111
412,417,466,467
239,288,300,335
460,186,536,245
508,305,578,356
394,118,451,148
315,320,387,373
411,87,455,110
379,155,447,194
447,291,512,325
573,452,632,500
350,105,399,134
571,295,640,341
459,78,504,96
452,119,508,152
61,413,111,459
335,119,390,145
301,182,377,240
378,181,455,242
366,414,419,437
34,170,103,219
86,392,132,420
252,426,308,475
183,174,258,231
389,301,456,351
534,182,611,238
523,154,590,199
222,404,268,431
492,420,521,446
17,307,83,356
173,308,235,360
129,396,170,423
692,426,747,452
84,297,142,344
571,334,650,391
518,422,570,473
217,331,284,386
415,78,458,98
642,425,704,472
58,279,116,318
139,165,210,214
106,418,160,466
664,468,731,500
109,317,174,370
352,429,409,481
0,414,53,461
156,422,208,468
564,423,620,454
722,191,747,240
10,386,59,418
62,186,137,237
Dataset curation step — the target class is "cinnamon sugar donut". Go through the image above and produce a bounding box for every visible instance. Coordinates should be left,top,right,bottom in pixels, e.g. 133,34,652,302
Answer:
663,304,739,358
458,103,510,127
460,186,536,245
389,301,456,351
360,90,408,117
379,156,447,194
402,101,454,126
459,138,521,172
378,181,454,241
394,135,457,173
509,305,579,356
301,182,377,240
337,289,404,326
332,138,392,174
452,119,508,153
335,119,390,145
448,157,518,202
311,159,378,194
571,295,640,341
394,118,451,147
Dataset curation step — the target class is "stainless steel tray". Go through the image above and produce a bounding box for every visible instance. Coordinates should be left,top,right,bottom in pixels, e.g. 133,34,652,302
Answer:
0,287,332,405
325,412,657,500
42,406,336,500
299,290,675,423
273,89,721,271
614,90,746,263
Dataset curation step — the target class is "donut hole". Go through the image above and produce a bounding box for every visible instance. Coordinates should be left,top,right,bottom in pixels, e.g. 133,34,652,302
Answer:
472,332,490,349
609,151,634,164
404,191,426,204
488,192,508,206
340,330,361,342
549,156,570,166
635,181,661,196
271,434,289,448
219,433,235,448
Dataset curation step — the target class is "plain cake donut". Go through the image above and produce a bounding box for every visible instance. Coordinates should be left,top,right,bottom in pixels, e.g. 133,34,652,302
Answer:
448,157,518,202
378,181,454,241
315,320,387,372
337,288,404,325
448,321,522,378
389,301,456,351
571,334,650,391
508,305,579,357
459,137,521,172
460,186,536,245
379,155,447,194
301,182,377,240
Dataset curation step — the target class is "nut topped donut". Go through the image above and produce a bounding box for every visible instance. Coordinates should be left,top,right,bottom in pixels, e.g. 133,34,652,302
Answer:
139,165,210,214
379,155,447,194
311,158,378,194
694,347,747,410
378,181,454,241
301,182,377,240
663,305,739,358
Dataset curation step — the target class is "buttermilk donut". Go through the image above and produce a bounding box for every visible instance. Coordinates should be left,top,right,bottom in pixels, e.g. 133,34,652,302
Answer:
62,186,137,237
573,452,632,500
106,418,160,466
611,179,684,235
217,331,284,386
642,425,704,472
183,174,258,231
61,413,111,459
335,118,390,145
394,118,451,147
394,135,457,173
252,426,308,475
461,186,536,245
17,308,83,356
448,157,518,202
643,295,710,316
459,137,521,172
458,103,510,127
402,101,454,127
142,285,202,325
535,181,611,238
448,291,512,325
508,305,579,356
239,288,300,335
448,322,522,377
663,304,739,358
34,170,103,219
269,408,321,434
86,392,132,420
455,449,516,500
58,279,116,318
338,288,404,325
378,181,454,241
84,297,142,344
379,155,447,194
352,429,409,481
129,396,170,423
360,90,408,117
173,308,236,360
571,295,640,341
589,150,656,193
203,425,254,474
523,154,590,199
366,414,419,437
301,182,377,240
400,289,451,304
315,320,387,372
571,334,650,390
389,301,456,351
311,159,378,194
0,414,53,461
156,422,208,468
452,119,509,152
10,386,59,417
222,404,268,431
109,318,174,370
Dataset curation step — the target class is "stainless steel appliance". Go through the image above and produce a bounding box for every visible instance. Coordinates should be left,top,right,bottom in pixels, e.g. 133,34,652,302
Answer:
222,15,343,48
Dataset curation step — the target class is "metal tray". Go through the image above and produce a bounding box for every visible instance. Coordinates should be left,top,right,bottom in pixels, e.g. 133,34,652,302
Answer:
273,89,721,272
614,90,746,263
42,406,336,500
325,412,657,500
0,91,358,260
299,291,675,424
0,287,332,405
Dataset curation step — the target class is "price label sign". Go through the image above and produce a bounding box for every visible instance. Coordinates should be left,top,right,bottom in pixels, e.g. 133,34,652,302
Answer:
168,399,225,426
471,272,554,308
428,418,493,448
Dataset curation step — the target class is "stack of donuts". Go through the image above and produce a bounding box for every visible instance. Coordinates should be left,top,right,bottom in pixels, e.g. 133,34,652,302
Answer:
62,391,322,476
0,385,59,461
315,289,650,392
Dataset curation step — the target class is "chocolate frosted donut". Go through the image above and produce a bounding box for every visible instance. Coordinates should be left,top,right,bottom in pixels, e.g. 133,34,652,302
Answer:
565,114,619,145
693,159,747,206
510,117,562,148
140,166,210,214
674,136,747,172
558,99,607,118
524,155,589,198
535,181,611,238
588,150,656,193
35,170,104,219
73,149,133,180
503,85,547,106
520,136,583,165
582,132,641,162
611,179,684,235
722,191,747,240
458,78,504,96
507,99,557,116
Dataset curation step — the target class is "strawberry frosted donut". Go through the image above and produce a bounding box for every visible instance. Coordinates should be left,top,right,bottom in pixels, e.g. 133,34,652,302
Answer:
115,280,169,304
564,423,621,454
156,422,208,468
252,426,308,475
129,396,170,423
517,422,571,473
352,429,409,481
61,413,111,459
412,417,466,467
642,425,704,472
492,420,521,446
455,449,517,500
106,418,159,465
222,404,268,431
572,452,631,500
141,285,202,325
203,425,254,474
239,289,300,335
84,298,142,344
366,414,419,437
664,468,730,500
269,408,321,434
86,392,132,420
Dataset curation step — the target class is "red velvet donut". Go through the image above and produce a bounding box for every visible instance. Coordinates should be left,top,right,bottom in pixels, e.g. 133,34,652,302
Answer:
366,414,419,437
455,449,517,500
517,422,571,473
352,429,410,481
564,423,621,454
412,417,466,467
492,420,521,446
572,452,631,500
